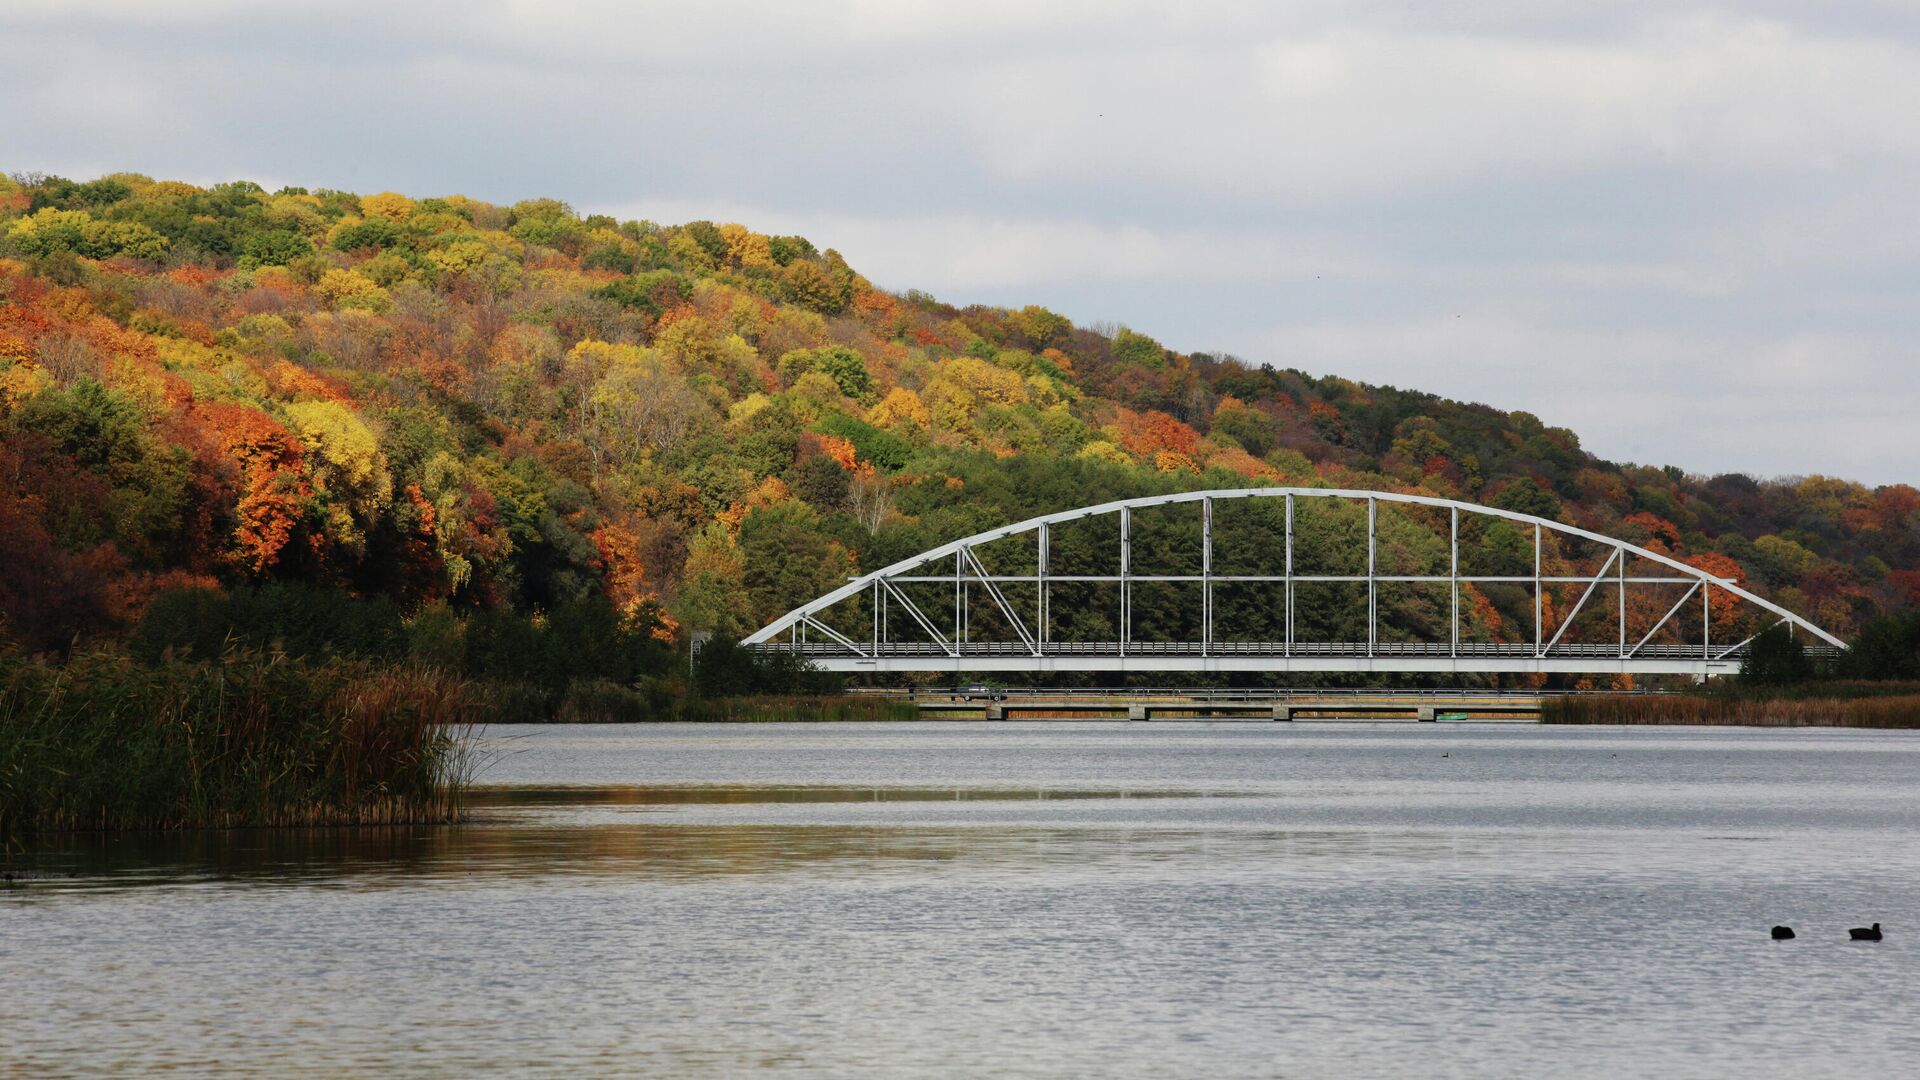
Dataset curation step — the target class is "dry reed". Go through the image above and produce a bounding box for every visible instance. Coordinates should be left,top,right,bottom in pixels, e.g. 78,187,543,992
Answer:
0,650,481,843
1543,693,1920,727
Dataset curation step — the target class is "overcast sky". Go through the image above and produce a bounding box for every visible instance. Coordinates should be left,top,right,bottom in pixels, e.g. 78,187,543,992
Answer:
5,1,1916,485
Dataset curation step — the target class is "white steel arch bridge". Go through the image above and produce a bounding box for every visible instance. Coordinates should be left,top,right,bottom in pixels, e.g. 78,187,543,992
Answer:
741,487,1846,676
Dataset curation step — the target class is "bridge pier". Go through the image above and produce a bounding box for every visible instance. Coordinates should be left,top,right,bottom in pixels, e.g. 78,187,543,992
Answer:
1271,704,1292,721
1127,705,1148,721
1417,705,1435,722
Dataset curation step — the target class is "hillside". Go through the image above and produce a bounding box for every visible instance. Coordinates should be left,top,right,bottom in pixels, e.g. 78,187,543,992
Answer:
1,171,1914,675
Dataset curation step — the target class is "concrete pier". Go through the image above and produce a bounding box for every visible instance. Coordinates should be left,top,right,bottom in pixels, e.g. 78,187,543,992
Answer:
912,691,1543,723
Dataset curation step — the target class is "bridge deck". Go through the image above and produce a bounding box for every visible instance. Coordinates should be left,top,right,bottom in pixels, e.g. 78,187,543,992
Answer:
747,641,1826,675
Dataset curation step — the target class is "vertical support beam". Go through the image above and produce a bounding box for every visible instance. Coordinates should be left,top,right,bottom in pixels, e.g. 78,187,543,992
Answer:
1617,546,1627,658
1533,523,1543,657
1202,497,1212,657
1449,506,1459,658
872,578,881,653
1284,493,1294,657
1367,496,1377,656
1037,522,1049,653
1119,506,1131,657
1703,584,1711,660
955,549,964,650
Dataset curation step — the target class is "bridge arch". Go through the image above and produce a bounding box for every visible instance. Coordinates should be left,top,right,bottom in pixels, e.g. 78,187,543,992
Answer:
742,487,1845,675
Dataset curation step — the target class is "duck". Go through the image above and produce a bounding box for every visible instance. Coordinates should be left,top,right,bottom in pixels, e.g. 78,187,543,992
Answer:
1849,923,1882,942
1770,925,1795,940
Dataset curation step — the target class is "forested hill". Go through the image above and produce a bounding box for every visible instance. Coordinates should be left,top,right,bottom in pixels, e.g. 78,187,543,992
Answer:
1,171,1914,660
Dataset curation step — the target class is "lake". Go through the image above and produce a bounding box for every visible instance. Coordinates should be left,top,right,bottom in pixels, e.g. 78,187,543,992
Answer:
6,722,1920,1077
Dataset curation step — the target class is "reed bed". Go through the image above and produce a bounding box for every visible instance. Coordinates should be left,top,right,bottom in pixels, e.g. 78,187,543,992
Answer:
1543,692,1920,728
673,695,921,723
0,650,481,844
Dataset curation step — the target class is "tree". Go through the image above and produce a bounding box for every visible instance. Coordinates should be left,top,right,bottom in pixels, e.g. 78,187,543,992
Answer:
788,454,849,510
283,400,393,551
777,345,875,404
1110,327,1166,368
359,191,415,220
781,259,850,314
313,269,392,312
1114,409,1198,458
867,386,929,430
576,345,715,466
676,524,752,637
241,229,314,266
1490,477,1561,521
719,223,776,270
1740,623,1814,685
1213,396,1277,457
738,501,855,628
1010,305,1071,348
1840,612,1920,680
1681,551,1751,645
329,216,402,251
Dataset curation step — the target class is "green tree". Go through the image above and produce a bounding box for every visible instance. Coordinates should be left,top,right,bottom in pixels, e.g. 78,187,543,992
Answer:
241,228,315,266
738,501,855,627
1111,327,1167,369
1840,612,1920,680
1740,624,1815,685
676,524,753,637
1490,477,1561,521
777,346,875,404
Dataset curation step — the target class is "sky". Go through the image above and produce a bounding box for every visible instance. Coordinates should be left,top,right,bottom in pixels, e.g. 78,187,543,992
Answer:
4,1,1917,485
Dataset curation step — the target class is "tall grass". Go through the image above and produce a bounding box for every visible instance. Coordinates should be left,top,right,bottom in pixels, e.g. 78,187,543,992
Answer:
673,695,920,723
1543,692,1920,727
0,650,480,844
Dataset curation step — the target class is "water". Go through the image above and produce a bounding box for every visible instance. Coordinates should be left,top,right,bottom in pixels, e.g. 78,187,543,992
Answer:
6,722,1920,1077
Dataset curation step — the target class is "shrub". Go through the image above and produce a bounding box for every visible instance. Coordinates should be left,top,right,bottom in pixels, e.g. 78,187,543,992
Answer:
0,650,479,842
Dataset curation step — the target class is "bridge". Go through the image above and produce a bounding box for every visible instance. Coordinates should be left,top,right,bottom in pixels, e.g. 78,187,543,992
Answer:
742,488,1845,676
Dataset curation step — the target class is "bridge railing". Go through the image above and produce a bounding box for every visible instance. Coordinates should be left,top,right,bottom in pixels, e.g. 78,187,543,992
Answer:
843,686,1689,699
749,640,1839,659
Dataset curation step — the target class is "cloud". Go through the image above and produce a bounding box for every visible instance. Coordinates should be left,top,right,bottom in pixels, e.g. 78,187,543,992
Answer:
949,16,1920,205
598,202,1375,291
1258,316,1918,483
3,1,1916,482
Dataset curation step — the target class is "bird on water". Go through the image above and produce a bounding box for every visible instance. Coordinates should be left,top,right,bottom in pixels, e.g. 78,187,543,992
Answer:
1850,923,1883,941
1770,925,1795,940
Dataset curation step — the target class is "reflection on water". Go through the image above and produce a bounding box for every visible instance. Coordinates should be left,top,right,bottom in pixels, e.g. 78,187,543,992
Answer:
6,723,1920,1077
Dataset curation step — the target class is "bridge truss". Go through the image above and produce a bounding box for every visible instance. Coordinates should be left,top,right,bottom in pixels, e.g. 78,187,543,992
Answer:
741,488,1845,675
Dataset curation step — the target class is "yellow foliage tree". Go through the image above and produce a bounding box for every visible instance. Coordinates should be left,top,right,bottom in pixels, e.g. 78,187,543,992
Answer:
867,386,930,429
313,269,392,313
1077,440,1132,466
283,399,393,549
667,232,715,272
360,191,416,220
719,223,776,270
923,356,1029,439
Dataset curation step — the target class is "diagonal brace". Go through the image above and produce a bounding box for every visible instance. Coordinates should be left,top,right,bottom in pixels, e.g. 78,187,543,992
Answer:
879,578,959,657
1540,548,1619,657
962,546,1039,654
1627,581,1701,658
1714,618,1786,661
801,614,869,658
